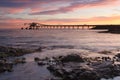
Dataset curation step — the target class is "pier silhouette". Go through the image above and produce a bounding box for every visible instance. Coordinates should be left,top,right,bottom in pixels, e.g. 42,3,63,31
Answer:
21,22,120,32
22,22,95,30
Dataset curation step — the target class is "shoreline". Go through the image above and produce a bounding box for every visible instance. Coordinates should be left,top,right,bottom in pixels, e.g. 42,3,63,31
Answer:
0,45,120,80
0,46,42,73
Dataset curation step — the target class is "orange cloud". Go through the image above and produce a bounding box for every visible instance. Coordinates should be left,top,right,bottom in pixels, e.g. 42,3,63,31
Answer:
39,15,120,25
1,15,120,29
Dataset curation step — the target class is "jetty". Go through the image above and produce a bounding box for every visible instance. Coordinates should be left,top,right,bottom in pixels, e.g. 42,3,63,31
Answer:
21,22,120,32
21,22,95,30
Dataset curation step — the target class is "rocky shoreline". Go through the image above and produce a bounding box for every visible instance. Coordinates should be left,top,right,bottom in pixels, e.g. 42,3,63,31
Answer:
92,25,120,34
0,46,42,73
34,53,120,80
1,46,120,80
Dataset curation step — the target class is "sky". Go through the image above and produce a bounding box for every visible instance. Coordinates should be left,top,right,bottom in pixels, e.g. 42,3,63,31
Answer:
0,0,120,28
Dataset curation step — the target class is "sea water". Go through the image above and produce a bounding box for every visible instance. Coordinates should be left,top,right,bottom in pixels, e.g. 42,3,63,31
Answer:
0,29,120,80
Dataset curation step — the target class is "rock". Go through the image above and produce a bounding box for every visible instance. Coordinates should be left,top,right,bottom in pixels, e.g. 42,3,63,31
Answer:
22,57,26,61
50,45,74,49
36,47,42,52
47,65,63,77
79,71,100,80
61,54,84,63
0,46,34,58
34,57,40,62
0,46,9,53
4,62,13,72
13,58,26,64
115,53,120,58
99,51,112,54
47,65,55,72
37,61,46,66
37,54,120,80
0,61,13,73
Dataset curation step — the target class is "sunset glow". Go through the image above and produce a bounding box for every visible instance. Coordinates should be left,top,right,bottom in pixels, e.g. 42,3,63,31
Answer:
0,0,120,28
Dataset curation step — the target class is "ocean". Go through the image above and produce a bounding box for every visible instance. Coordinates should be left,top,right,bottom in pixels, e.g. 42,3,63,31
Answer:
0,29,120,51
0,29,120,80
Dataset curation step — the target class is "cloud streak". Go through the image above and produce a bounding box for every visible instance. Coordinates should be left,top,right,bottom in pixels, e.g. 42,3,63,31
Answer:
30,0,118,15
0,0,118,15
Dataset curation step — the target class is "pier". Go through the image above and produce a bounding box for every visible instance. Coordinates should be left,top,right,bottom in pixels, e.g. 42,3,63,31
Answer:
27,25,94,30
21,22,120,30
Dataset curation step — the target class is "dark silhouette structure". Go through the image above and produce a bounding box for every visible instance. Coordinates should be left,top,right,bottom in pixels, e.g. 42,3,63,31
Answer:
22,22,94,30
108,25,120,33
21,22,120,33
92,25,112,29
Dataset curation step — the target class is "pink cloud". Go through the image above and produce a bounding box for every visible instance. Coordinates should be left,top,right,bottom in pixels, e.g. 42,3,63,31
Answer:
1,0,118,15
31,0,119,15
